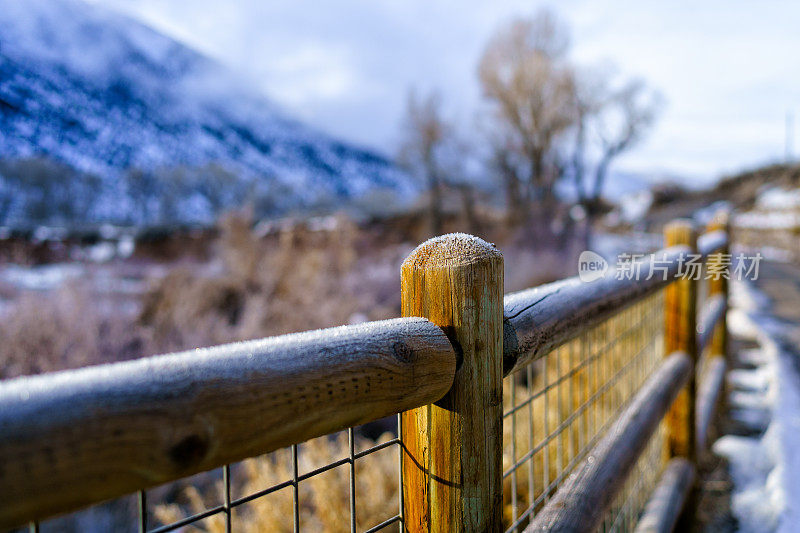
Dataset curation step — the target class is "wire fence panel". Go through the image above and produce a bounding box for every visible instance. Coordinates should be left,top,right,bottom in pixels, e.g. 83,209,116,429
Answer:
601,422,666,532
501,290,666,532
24,289,686,533
27,290,668,533
32,417,404,533
151,422,402,533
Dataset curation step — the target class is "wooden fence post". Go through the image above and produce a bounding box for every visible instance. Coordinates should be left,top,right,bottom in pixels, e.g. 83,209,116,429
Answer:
663,220,698,462
707,211,730,358
400,234,504,532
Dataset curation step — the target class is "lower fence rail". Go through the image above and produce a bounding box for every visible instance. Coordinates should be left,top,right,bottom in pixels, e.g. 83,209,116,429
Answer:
633,458,696,533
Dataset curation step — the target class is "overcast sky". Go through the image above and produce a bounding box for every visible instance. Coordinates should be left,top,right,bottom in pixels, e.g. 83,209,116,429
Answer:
101,0,800,183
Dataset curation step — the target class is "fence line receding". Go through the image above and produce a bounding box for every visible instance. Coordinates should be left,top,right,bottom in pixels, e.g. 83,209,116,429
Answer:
0,210,732,533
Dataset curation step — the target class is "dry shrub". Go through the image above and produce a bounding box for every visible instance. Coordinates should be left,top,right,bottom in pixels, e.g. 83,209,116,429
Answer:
0,284,140,379
138,268,247,351
136,207,580,358
0,210,381,379
138,210,367,354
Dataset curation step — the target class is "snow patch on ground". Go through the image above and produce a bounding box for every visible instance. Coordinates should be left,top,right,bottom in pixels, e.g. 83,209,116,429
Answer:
757,187,800,210
735,211,800,230
712,278,800,532
0,264,84,291
735,187,800,231
775,340,800,529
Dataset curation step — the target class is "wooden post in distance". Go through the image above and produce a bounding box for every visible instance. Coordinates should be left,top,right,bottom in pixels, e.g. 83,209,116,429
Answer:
663,220,698,461
707,211,730,359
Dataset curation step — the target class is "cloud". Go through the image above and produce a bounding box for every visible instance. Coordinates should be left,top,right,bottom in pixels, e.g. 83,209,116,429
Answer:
100,0,800,181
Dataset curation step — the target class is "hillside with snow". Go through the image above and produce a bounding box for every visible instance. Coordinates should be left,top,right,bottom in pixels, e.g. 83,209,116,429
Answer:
0,0,415,227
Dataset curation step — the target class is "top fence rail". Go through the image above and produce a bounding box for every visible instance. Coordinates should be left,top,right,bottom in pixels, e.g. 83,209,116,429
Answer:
0,317,455,527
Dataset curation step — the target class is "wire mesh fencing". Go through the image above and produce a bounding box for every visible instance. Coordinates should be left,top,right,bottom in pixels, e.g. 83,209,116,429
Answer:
27,292,676,533
600,422,666,532
501,290,666,532
31,417,405,533
30,292,668,533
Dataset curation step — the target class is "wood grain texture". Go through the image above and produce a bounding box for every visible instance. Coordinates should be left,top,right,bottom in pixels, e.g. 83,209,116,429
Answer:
400,233,504,533
634,458,696,533
524,351,692,533
697,294,726,355
696,357,726,451
0,317,456,529
663,220,698,461
503,245,690,376
706,211,730,359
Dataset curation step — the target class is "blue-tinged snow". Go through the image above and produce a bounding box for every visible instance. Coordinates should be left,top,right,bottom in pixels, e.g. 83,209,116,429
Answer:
0,0,417,226
713,278,800,532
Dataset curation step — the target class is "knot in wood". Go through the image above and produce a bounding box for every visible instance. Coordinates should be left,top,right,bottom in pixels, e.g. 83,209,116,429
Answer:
392,341,414,363
168,433,209,471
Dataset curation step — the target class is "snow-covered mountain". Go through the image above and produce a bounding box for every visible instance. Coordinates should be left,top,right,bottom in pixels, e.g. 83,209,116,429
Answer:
0,0,415,227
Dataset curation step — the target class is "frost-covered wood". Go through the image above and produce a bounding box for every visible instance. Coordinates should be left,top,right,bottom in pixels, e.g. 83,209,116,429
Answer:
697,229,728,258
400,233,504,533
695,212,730,453
634,458,696,533
504,227,728,377
696,357,726,451
697,294,726,354
503,245,689,376
524,351,692,533
0,317,456,529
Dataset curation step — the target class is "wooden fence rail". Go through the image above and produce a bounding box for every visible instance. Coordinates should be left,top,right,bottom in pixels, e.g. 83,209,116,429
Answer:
634,458,696,533
0,211,732,532
0,318,456,527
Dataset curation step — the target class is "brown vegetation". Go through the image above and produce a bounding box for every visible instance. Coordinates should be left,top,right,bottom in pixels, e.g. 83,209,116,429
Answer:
0,285,142,379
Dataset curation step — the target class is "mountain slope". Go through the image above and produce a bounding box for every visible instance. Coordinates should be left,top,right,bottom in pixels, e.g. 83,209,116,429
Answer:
0,0,415,226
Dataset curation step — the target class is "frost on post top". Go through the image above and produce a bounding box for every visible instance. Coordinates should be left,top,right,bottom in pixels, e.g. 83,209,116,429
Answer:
402,233,502,270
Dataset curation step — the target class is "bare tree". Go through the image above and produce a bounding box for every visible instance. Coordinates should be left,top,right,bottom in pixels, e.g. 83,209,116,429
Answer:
569,73,661,248
398,89,483,235
478,10,577,226
490,141,526,224
397,90,448,235
570,69,608,208
590,79,661,205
